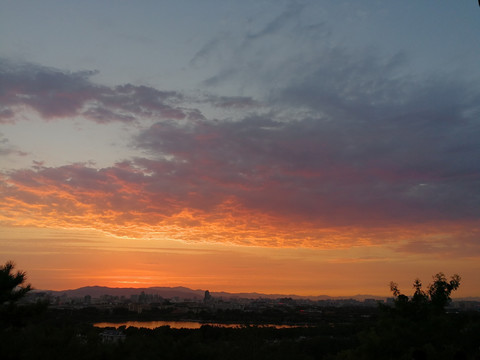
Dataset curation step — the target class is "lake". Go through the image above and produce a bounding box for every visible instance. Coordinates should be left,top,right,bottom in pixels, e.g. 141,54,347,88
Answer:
94,320,302,329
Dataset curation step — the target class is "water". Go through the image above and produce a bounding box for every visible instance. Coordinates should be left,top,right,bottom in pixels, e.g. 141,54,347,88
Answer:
94,320,301,329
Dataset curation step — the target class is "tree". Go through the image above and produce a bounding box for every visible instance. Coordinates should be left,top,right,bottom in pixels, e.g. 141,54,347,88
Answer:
0,260,32,306
335,273,476,359
389,272,461,315
428,272,461,311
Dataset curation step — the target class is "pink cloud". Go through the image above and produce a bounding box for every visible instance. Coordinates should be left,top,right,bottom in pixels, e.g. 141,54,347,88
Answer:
1,157,477,253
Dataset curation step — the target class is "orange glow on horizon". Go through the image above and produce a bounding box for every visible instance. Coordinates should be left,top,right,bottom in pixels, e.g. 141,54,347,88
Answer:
1,226,479,298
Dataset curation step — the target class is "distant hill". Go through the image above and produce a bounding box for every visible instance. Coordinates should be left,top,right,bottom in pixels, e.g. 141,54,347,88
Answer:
38,286,389,301
45,286,205,300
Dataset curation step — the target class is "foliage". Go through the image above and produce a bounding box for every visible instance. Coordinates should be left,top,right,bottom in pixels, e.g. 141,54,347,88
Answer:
389,272,461,316
0,261,47,329
0,260,32,305
332,272,480,359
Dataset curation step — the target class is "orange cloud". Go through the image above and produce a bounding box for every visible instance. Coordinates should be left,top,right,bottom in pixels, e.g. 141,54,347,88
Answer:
1,163,478,254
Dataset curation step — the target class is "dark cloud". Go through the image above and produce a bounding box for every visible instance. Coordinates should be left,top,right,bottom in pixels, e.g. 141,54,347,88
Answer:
205,95,260,109
0,58,264,124
133,100,480,227
181,7,480,230
0,58,185,123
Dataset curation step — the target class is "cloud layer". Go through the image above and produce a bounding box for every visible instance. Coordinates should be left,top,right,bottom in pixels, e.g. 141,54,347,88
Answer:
1,31,479,251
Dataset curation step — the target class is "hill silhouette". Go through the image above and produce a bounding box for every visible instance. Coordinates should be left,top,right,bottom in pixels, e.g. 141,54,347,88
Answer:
38,285,391,301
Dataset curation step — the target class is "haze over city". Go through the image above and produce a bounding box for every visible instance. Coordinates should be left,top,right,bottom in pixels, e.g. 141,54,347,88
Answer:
1,1,479,297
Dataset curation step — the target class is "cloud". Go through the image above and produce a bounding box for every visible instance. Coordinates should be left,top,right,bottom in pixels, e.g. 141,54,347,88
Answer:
195,2,329,92
182,2,480,233
1,2,479,253
0,58,186,124
393,230,480,258
204,95,260,109
134,104,479,225
1,92,478,250
0,133,27,157
2,46,480,251
0,58,264,126
245,2,305,40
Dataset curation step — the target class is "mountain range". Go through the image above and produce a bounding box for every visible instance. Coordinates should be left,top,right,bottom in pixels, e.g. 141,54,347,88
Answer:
39,286,387,301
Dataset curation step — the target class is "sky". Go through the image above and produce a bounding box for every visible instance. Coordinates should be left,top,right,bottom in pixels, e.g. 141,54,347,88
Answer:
1,0,479,297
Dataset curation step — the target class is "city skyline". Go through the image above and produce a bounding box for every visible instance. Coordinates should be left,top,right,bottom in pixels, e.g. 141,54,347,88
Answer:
1,1,479,297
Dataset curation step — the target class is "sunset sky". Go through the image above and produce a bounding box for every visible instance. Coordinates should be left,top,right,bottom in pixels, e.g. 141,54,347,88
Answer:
1,1,479,297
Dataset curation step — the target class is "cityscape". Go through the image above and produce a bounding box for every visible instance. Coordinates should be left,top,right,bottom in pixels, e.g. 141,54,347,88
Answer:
3,277,479,359
25,287,480,314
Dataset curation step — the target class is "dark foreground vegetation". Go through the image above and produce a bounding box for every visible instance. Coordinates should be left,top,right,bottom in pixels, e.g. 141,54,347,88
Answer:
2,305,480,360
1,262,480,359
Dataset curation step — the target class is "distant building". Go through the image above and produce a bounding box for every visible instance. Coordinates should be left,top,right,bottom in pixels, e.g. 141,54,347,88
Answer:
84,295,91,305
204,290,212,303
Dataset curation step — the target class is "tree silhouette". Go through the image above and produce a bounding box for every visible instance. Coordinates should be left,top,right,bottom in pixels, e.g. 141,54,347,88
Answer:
389,272,461,315
0,260,32,305
428,272,461,311
335,273,480,359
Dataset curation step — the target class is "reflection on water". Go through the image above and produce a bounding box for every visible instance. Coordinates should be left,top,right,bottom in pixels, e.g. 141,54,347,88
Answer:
94,320,300,330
